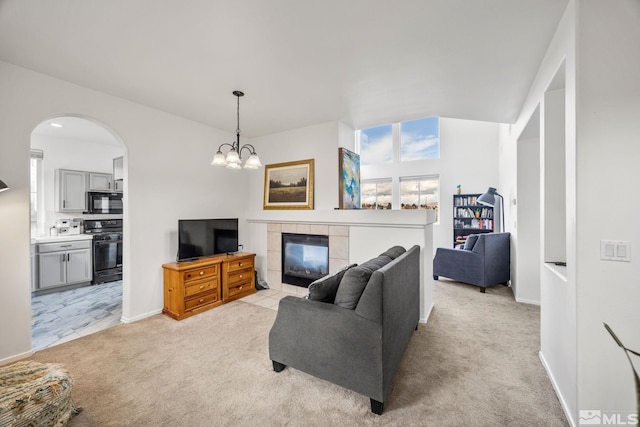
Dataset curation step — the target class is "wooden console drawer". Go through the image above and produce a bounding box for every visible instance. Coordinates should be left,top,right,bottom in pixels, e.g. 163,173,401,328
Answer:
227,280,253,299
222,253,256,303
183,265,218,283
184,291,219,311
184,277,218,298
226,258,252,273
227,268,252,286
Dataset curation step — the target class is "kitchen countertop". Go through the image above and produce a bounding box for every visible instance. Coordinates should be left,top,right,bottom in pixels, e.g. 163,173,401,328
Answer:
33,234,94,244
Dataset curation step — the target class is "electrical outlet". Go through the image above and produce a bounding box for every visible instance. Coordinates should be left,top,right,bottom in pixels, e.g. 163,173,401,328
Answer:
600,240,631,262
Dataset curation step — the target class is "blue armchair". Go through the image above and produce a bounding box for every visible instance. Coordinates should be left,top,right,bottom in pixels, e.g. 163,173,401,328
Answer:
433,232,511,292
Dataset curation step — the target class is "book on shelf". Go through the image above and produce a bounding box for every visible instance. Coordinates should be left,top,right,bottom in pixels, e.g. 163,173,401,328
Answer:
454,195,479,206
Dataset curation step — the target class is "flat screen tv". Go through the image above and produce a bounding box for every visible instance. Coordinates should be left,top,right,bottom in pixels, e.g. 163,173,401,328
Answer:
177,218,238,261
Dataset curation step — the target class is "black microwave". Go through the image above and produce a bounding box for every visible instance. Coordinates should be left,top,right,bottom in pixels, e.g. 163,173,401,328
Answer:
86,192,123,214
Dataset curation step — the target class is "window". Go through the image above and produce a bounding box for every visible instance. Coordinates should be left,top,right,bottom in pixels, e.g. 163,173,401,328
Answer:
400,176,439,220
361,179,392,209
357,117,440,217
30,149,43,234
359,124,392,165
400,117,439,161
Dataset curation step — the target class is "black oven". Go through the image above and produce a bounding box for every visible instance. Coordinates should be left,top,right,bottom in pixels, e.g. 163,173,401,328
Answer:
87,191,123,214
84,219,123,284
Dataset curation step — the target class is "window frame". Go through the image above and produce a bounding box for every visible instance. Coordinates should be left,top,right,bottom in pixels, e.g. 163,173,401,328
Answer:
360,178,393,210
30,149,44,236
356,118,440,221
399,175,440,220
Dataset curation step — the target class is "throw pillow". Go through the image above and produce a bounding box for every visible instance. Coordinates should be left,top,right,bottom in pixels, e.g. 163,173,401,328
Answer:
463,234,479,251
379,246,406,260
334,255,393,309
307,263,357,303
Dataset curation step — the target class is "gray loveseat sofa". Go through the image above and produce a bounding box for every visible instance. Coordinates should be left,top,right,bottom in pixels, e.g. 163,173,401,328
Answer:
269,245,420,415
433,232,511,292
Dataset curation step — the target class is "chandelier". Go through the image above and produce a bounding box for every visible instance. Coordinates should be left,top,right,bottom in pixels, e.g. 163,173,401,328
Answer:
210,90,262,169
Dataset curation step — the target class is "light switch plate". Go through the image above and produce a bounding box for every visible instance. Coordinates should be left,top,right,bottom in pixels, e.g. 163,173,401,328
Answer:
600,240,631,262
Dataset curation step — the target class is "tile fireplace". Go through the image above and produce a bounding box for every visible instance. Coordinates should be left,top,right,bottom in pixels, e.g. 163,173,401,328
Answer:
281,233,329,287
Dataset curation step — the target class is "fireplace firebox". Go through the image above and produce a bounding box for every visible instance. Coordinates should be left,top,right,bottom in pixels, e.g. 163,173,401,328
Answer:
281,233,329,287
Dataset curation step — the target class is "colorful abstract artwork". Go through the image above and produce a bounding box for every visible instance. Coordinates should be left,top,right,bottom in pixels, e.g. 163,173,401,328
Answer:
338,147,361,209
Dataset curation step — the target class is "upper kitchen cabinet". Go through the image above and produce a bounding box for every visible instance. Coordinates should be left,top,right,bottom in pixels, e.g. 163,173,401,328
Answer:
55,169,87,212
113,156,123,180
88,172,113,191
112,156,124,192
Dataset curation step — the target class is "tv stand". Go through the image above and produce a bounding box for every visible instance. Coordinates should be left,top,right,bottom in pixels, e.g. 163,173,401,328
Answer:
162,252,256,320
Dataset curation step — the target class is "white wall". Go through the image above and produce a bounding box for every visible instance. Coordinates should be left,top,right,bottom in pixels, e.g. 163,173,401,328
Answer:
248,117,498,254
499,2,577,423
515,135,541,304
0,61,249,363
500,1,640,424
575,0,640,416
438,118,500,251
358,117,499,252
543,89,566,264
247,121,342,213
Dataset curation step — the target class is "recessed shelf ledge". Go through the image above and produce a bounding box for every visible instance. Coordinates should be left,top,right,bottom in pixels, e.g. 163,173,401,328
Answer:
544,262,568,282
245,209,436,228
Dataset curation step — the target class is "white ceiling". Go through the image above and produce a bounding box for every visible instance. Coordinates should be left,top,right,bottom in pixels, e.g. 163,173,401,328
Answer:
0,0,568,138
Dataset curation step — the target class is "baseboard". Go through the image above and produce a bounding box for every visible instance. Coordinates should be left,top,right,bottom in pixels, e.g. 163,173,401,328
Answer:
0,350,34,367
121,308,162,324
539,351,576,427
515,297,541,306
420,302,434,324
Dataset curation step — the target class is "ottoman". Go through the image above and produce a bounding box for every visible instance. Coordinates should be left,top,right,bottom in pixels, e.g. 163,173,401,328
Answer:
0,360,79,426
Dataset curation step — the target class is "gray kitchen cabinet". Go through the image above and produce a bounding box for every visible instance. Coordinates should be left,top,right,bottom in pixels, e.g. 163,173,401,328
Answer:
113,156,123,180
37,240,92,290
112,156,124,192
89,172,113,191
55,169,87,212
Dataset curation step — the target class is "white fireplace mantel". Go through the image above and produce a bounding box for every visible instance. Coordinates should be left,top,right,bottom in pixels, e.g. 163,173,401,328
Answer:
245,209,436,228
245,209,436,324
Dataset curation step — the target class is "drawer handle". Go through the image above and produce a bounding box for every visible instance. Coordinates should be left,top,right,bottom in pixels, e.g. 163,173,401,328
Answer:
239,274,243,279
239,262,243,267
199,298,204,303
199,271,204,276
199,285,204,290
239,286,243,290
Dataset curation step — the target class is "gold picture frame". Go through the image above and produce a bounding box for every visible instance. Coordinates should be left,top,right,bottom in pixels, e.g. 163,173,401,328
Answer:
263,159,314,210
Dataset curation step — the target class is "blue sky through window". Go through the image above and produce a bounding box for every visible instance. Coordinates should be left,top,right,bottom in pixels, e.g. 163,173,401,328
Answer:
400,117,439,161
360,124,392,165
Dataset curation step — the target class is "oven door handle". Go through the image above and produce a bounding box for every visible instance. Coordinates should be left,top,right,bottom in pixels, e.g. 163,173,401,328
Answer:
94,240,123,245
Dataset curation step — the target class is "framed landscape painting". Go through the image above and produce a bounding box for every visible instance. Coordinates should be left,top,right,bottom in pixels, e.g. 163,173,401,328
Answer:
263,159,314,210
338,147,361,209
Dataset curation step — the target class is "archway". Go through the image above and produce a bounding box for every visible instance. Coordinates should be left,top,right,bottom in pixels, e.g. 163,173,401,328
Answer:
30,115,128,350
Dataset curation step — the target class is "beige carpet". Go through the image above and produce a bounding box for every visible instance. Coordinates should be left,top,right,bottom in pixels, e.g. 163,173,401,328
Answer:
29,281,568,427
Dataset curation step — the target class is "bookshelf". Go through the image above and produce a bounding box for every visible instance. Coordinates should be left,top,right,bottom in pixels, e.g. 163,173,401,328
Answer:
453,193,494,247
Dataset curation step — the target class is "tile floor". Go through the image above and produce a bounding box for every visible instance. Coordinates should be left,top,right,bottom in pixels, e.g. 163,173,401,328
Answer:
31,280,123,351
31,281,307,352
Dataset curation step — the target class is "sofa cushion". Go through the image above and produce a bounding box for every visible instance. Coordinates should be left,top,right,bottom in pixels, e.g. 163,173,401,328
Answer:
334,255,392,309
307,263,357,303
464,234,479,251
379,246,406,260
